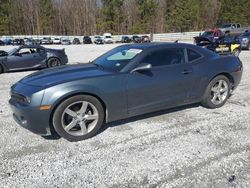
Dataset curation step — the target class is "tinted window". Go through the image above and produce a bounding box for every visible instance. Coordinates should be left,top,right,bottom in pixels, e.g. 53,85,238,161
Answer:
187,49,202,62
143,48,185,67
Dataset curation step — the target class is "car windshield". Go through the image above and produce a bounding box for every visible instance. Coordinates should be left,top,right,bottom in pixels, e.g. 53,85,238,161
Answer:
93,46,143,72
105,36,111,38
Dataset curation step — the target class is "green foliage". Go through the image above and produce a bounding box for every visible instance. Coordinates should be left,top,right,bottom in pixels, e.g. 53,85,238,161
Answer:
0,0,250,35
38,0,55,34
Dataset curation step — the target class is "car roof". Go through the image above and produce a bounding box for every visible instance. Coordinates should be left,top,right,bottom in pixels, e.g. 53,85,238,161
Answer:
122,42,216,56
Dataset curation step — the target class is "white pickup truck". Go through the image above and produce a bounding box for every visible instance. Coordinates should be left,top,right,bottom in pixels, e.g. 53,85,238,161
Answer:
219,23,250,34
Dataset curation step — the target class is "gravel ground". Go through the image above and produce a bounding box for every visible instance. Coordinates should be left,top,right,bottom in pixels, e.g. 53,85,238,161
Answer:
0,44,250,188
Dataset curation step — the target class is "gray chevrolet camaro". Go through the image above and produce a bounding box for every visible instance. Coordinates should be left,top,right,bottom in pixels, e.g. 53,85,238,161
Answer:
9,43,243,142
0,45,68,73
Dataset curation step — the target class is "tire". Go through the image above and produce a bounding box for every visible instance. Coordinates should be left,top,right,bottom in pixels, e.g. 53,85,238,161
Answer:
52,95,104,142
232,48,240,57
201,75,230,109
47,58,61,68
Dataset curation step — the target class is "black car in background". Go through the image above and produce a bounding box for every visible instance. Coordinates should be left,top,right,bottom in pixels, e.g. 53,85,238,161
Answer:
132,35,142,43
0,45,68,73
121,36,132,43
83,36,92,44
73,38,81,44
0,40,4,46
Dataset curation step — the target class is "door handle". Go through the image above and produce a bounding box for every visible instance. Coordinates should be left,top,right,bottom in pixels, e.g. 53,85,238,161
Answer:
182,70,192,74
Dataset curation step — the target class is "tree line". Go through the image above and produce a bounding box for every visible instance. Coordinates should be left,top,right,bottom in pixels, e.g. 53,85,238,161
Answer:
0,0,250,36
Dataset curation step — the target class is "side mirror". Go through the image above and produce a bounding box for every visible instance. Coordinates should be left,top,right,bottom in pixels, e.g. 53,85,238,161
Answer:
131,63,152,73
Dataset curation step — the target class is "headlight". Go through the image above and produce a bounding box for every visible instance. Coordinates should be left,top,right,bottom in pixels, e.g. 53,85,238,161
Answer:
10,91,31,104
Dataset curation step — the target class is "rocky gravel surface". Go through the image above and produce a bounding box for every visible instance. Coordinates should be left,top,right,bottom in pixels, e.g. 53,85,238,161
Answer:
0,44,249,188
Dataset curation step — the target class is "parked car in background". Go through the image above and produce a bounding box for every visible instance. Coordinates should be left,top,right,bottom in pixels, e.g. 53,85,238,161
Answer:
132,35,142,43
141,35,151,43
53,38,61,44
73,38,81,44
103,33,113,44
194,29,223,44
236,32,250,50
196,34,241,56
12,39,25,46
2,38,12,45
0,45,68,74
94,36,104,45
0,40,4,46
61,39,71,45
24,38,35,46
121,36,132,43
9,43,243,141
41,37,53,45
219,23,250,34
83,36,92,44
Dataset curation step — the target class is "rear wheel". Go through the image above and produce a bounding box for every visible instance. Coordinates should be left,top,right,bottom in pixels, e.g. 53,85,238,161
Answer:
52,95,104,142
232,48,240,56
201,75,230,109
47,58,61,68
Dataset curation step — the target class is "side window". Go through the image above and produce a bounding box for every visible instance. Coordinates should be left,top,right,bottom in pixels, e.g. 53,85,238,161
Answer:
19,48,37,55
236,24,240,28
19,48,31,55
143,48,185,67
187,49,202,62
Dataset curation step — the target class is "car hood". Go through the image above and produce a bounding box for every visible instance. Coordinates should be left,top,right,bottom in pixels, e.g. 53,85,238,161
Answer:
20,63,111,87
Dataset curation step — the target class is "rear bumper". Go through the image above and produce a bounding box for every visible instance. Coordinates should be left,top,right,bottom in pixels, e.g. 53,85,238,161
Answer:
231,65,243,91
9,99,52,136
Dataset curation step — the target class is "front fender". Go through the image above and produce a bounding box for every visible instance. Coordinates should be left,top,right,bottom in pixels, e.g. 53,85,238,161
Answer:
41,76,127,123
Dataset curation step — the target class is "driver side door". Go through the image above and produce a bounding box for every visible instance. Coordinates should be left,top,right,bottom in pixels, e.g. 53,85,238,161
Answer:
126,48,196,116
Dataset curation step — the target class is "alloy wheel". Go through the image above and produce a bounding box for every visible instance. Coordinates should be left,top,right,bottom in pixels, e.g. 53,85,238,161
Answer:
61,101,99,136
210,80,229,105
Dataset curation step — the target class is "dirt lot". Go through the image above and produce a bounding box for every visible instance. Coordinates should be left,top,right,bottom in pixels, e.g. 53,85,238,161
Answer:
0,44,250,188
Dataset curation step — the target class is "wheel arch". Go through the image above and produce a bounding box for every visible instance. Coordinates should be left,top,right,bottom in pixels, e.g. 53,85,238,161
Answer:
209,72,234,90
48,92,108,135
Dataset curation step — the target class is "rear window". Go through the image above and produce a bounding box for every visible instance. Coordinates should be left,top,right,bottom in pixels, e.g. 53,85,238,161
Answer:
187,49,202,62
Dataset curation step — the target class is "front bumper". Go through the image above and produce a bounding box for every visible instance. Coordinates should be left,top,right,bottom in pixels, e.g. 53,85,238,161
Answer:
9,99,52,136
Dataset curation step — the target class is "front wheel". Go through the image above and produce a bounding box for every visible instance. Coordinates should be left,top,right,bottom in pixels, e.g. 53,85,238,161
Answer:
52,95,104,142
201,75,230,109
